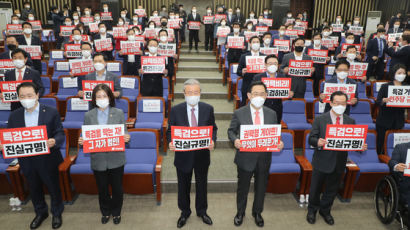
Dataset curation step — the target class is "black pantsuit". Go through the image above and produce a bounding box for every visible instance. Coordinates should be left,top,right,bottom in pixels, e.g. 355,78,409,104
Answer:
93,165,124,217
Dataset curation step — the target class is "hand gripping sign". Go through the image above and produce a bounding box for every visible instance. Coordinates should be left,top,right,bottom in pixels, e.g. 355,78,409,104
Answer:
0,80,32,102
386,86,410,108
261,78,292,99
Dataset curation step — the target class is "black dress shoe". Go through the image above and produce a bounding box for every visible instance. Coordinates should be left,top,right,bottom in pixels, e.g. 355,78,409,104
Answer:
319,211,334,225
306,211,316,224
177,216,188,228
113,216,121,225
252,213,264,227
198,214,213,225
52,215,62,229
234,213,245,226
30,213,49,229
101,216,110,224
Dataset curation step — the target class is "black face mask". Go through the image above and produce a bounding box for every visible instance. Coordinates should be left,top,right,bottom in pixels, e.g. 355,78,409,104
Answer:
161,21,167,27
7,44,16,51
294,46,304,52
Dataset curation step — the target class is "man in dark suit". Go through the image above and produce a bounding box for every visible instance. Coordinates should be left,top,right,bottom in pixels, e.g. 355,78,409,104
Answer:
4,81,65,229
0,35,34,68
237,36,266,106
2,48,44,111
234,7,244,25
386,34,410,72
253,54,294,123
93,23,115,61
226,8,237,26
187,6,201,53
388,141,410,222
273,25,290,64
388,20,404,34
228,81,284,227
307,91,367,226
17,22,42,74
179,4,187,43
366,28,387,80
167,79,217,228
204,6,214,51
281,38,314,98
319,60,358,114
226,23,245,66
262,8,272,19
50,6,65,49
118,29,142,76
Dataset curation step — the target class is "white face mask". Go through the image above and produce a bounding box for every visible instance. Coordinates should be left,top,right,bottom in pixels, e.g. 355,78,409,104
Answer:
346,53,356,60
221,21,226,26
207,10,212,14
133,17,138,21
228,12,232,15
336,71,348,80
287,14,292,18
347,23,351,27
279,30,285,35
23,28,32,34
149,24,155,29
95,16,100,21
250,14,255,18
345,39,354,44
121,14,126,18
20,98,37,109
160,36,167,42
185,95,200,106
128,35,135,41
395,74,406,82
82,50,91,58
332,105,346,115
323,31,330,36
96,98,109,109
118,21,124,26
12,20,19,24
28,16,34,21
336,18,341,22
251,96,265,108
103,7,108,11
65,21,72,26
94,63,105,71
251,43,260,51
264,38,271,45
267,65,278,73
153,13,158,17
353,20,359,25
148,46,157,54
192,10,196,14
74,35,82,41
313,39,321,45
16,14,21,18
394,24,399,29
99,27,106,33
247,25,253,30
85,11,90,16
73,16,79,20
233,28,240,33
13,59,25,69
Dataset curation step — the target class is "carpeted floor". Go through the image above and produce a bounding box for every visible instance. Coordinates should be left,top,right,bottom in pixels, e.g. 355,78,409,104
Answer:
0,192,402,230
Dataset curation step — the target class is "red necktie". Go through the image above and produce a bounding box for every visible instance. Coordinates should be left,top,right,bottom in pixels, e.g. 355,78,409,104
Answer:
336,116,340,125
254,110,261,125
17,70,23,81
191,108,197,127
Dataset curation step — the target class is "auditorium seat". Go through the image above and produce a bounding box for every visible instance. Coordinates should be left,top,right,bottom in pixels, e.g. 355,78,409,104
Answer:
119,75,140,102
349,99,376,130
381,130,410,164
41,76,52,96
227,63,239,100
52,60,70,82
0,155,15,196
56,76,79,101
282,99,312,130
266,130,302,194
39,96,59,111
41,60,48,76
62,97,87,129
348,131,389,192
304,79,315,103
222,53,229,84
106,61,123,76
0,104,11,128
234,77,243,109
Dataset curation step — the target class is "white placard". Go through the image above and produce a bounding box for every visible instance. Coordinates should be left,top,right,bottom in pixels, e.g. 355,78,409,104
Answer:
120,77,135,89
42,30,51,37
63,77,78,88
305,40,312,47
71,98,89,111
232,64,238,74
327,66,335,76
0,100,11,110
56,62,69,71
142,99,161,112
51,50,64,59
394,133,410,147
107,62,121,72
376,82,385,92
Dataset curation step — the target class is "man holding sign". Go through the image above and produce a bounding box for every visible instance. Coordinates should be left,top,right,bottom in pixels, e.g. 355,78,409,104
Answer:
228,81,284,227
167,79,217,228
93,23,115,60
307,91,367,226
4,82,65,229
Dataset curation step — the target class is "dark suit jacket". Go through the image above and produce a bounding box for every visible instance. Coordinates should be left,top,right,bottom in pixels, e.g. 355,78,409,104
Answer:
79,70,122,97
280,52,313,98
92,33,115,60
4,67,44,111
227,105,278,172
237,51,266,92
321,76,359,114
366,37,387,63
187,13,201,23
386,46,410,71
387,28,404,34
226,14,237,26
0,51,34,68
167,102,218,173
16,35,43,74
309,112,355,173
388,142,410,182
7,104,65,175
226,33,246,64
376,81,406,129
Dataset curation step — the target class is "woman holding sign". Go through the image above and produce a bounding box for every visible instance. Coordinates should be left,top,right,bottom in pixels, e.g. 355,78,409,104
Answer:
78,84,130,225
376,64,408,154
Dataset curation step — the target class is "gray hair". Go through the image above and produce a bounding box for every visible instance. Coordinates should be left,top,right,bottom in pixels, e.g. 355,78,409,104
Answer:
183,79,201,92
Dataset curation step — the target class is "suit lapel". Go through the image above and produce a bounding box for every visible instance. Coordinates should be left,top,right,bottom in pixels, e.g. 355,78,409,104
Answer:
244,105,253,125
37,104,45,125
107,107,114,124
197,103,203,126
182,103,189,126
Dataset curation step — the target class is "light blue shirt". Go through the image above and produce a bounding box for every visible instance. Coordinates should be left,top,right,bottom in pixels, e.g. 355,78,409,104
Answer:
24,103,40,127
97,107,109,125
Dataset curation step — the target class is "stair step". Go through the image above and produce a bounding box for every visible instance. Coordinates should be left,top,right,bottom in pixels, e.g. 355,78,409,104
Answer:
181,44,206,49
179,57,216,62
174,92,227,99
174,82,226,93
179,50,214,55
172,98,234,113
176,77,221,84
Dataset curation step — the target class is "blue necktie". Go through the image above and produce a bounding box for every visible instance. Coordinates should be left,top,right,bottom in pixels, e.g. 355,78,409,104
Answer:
378,39,383,57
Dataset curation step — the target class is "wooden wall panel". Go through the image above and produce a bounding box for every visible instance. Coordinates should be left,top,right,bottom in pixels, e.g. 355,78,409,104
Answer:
214,0,270,18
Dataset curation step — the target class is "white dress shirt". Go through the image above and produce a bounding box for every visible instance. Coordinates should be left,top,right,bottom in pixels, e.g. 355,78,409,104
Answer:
24,35,32,46
294,52,303,60
250,105,264,125
187,104,199,127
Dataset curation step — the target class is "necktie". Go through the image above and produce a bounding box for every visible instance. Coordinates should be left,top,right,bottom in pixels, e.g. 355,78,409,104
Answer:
254,110,261,125
17,69,23,81
191,108,197,127
378,39,383,57
336,116,340,125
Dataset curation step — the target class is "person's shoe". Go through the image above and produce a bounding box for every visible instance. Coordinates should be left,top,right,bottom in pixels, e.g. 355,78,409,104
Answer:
205,47,208,51
101,216,110,224
188,49,192,53
234,213,245,226
113,216,121,225
30,213,49,229
306,211,316,224
319,211,334,225
252,213,264,227
177,215,188,228
198,213,213,225
52,215,62,229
